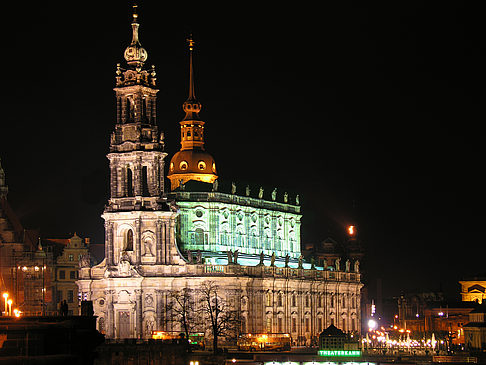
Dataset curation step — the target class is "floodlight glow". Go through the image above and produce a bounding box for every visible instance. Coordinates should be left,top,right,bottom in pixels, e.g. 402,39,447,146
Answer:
368,319,378,330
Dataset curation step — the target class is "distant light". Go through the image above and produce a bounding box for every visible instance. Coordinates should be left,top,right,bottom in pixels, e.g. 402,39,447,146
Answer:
368,319,378,330
438,311,444,317
415,313,419,318
347,225,356,236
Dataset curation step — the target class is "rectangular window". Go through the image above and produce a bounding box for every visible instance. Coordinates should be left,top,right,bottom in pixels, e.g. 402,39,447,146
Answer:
278,317,283,333
70,271,76,279
56,290,63,303
305,296,309,307
292,295,296,307
305,318,310,332
318,318,322,332
68,290,74,303
59,270,65,280
292,317,297,332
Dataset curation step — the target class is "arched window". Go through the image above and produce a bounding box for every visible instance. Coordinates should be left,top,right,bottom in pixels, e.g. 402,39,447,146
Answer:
195,228,204,245
98,317,105,334
125,230,134,251
126,168,134,197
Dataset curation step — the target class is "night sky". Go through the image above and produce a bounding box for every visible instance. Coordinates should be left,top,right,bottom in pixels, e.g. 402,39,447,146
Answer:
4,3,486,301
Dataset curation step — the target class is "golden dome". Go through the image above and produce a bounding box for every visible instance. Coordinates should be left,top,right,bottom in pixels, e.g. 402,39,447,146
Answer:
168,150,217,190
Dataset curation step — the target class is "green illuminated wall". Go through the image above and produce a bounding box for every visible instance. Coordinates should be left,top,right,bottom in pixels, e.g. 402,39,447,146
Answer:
170,191,302,259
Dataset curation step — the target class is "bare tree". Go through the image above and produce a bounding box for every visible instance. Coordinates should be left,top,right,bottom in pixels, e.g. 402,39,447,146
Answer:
162,288,199,340
198,281,240,354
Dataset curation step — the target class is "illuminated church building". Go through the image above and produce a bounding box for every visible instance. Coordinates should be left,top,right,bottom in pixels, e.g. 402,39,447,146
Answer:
77,7,363,343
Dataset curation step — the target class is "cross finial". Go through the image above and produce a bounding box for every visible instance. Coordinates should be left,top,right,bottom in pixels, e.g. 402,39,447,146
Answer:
187,34,195,51
132,2,138,22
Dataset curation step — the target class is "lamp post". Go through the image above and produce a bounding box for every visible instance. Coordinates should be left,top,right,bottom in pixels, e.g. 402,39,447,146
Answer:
2,293,8,315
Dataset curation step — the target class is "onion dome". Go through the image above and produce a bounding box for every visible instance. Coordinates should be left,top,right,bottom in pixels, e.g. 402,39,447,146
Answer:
124,4,147,69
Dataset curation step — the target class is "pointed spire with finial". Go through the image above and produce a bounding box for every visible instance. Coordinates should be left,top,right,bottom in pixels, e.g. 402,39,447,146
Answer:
124,2,148,69
183,34,202,121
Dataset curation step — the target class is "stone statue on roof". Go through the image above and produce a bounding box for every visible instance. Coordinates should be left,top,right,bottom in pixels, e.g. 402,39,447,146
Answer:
258,187,264,199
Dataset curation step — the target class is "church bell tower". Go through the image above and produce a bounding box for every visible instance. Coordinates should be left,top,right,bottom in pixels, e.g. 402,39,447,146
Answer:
102,5,183,268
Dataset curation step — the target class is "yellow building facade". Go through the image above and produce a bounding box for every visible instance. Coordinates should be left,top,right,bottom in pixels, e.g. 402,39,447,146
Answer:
459,278,486,304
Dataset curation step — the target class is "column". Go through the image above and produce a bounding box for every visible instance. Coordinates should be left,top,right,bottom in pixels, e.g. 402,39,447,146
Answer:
134,158,142,196
156,219,162,264
135,289,142,338
135,218,141,265
155,289,162,329
105,221,114,266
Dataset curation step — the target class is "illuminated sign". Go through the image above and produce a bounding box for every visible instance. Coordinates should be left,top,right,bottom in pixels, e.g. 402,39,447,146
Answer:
317,350,362,357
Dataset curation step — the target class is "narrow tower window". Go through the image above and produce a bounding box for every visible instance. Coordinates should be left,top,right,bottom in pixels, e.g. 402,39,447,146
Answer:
142,166,149,196
142,96,147,121
125,229,134,251
126,168,134,197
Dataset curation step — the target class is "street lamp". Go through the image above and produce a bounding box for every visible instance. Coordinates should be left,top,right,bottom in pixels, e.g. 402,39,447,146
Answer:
2,293,8,315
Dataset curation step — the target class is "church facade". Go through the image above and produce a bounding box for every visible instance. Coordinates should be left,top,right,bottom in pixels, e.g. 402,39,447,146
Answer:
77,6,363,344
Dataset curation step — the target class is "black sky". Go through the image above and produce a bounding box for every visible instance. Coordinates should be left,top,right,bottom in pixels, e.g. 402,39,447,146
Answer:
4,3,486,301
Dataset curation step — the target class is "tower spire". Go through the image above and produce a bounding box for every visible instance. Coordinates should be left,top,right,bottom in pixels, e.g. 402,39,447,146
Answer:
183,34,201,121
167,36,217,190
187,34,196,101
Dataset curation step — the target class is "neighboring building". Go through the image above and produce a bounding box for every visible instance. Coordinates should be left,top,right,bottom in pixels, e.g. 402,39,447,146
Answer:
77,6,363,343
397,291,445,332
45,234,89,315
464,304,486,351
302,230,363,270
396,291,479,345
1,157,91,316
423,303,477,345
459,276,486,304
0,159,53,315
